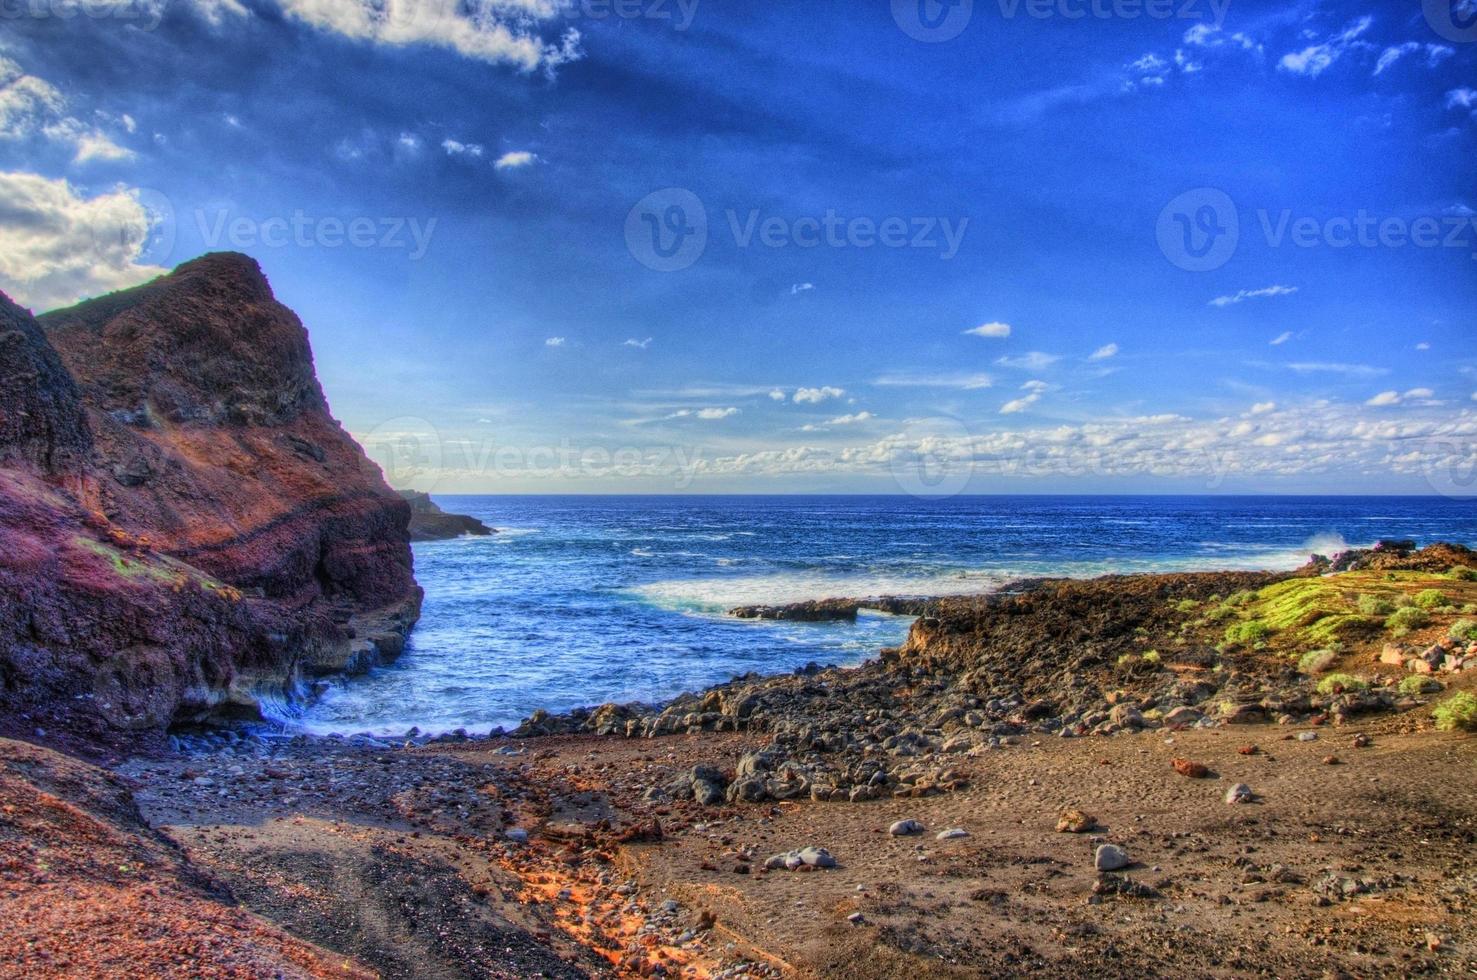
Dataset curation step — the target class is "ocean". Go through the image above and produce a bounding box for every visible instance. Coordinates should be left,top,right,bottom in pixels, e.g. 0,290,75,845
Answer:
290,495,1477,736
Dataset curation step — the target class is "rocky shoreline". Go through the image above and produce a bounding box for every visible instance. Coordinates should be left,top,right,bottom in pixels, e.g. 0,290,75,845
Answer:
5,541,1477,976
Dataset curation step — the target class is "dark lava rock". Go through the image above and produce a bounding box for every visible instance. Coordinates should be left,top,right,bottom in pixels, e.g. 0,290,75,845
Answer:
399,491,494,541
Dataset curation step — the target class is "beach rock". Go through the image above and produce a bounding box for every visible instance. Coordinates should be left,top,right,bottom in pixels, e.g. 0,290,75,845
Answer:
889,819,926,836
1225,783,1255,805
1171,758,1209,779
1056,810,1097,833
1095,844,1131,872
1163,706,1203,727
399,491,494,541
935,828,970,840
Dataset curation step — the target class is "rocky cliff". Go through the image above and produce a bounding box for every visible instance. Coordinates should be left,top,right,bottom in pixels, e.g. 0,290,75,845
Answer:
0,253,421,745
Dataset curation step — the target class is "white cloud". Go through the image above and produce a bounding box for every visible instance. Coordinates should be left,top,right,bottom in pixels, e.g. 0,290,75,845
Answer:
0,171,168,311
1367,387,1437,407
794,386,844,405
873,371,993,390
964,321,1011,339
1284,362,1386,378
768,389,787,402
790,282,814,295
1416,342,1430,351
1377,42,1452,75
623,337,652,349
0,58,133,163
1446,88,1477,112
545,336,566,347
494,150,539,170
996,351,1060,371
1210,284,1298,307
0,58,64,138
1001,380,1050,414
818,412,875,427
1278,16,1372,78
274,0,584,74
442,138,483,157
1250,401,1277,415
666,407,739,421
1270,331,1294,346
1088,343,1119,361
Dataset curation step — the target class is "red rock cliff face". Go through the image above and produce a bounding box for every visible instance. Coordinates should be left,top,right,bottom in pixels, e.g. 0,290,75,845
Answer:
0,253,421,744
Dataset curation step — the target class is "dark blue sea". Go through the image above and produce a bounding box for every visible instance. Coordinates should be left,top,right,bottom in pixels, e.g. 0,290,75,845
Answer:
291,495,1477,736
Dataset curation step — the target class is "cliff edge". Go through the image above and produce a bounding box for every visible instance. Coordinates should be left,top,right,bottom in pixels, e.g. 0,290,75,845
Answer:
0,253,421,745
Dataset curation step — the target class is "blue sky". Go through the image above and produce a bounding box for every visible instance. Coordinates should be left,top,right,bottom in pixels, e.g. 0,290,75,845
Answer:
1,0,1474,494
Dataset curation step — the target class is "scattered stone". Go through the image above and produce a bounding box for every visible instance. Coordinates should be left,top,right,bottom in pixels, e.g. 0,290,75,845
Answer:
1056,809,1097,834
1352,733,1371,748
847,912,865,925
1225,783,1255,805
1171,758,1209,779
935,828,969,841
1095,844,1131,872
889,819,925,836
1322,755,1341,766
506,828,529,844
1093,875,1160,899
1297,732,1318,742
1237,745,1259,756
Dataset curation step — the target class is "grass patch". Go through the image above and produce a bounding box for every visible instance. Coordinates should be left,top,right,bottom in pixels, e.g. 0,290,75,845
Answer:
1316,673,1368,695
1433,692,1477,733
1449,619,1477,643
1224,620,1273,646
1449,566,1477,582
1173,598,1199,614
1387,606,1431,637
1356,594,1396,617
1399,675,1441,696
1414,589,1451,610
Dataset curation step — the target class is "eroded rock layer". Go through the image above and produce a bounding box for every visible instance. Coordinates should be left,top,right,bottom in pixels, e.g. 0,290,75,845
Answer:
0,253,421,744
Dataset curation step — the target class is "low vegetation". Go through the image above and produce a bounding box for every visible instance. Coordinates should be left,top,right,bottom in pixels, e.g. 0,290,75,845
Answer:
1414,589,1451,610
1433,692,1477,733
1316,673,1368,695
1386,607,1431,637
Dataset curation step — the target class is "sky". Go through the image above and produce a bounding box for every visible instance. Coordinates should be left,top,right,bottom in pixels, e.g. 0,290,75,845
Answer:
0,0,1474,495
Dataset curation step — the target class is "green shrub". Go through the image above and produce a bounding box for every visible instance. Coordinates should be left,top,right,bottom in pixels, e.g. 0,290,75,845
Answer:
1206,604,1237,623
1433,692,1477,733
1414,589,1450,610
1297,649,1337,674
1356,594,1396,617
1227,590,1256,607
1316,673,1368,695
1116,653,1136,667
1173,598,1199,613
1141,650,1161,665
1386,606,1430,637
1449,619,1477,643
1224,620,1273,646
1399,674,1441,696
1448,566,1477,581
